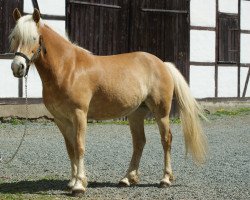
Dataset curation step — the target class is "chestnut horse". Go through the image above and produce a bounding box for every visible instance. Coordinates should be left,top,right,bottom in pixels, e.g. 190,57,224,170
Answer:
10,9,207,195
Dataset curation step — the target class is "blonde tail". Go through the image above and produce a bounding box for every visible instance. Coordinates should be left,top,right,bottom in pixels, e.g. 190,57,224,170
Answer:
165,62,207,164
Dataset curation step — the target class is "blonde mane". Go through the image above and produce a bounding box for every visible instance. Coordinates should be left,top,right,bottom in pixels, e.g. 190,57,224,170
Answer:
10,15,92,54
9,15,39,51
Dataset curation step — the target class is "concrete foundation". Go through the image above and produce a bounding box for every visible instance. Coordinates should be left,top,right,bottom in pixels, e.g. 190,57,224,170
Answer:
0,104,53,119
0,100,249,119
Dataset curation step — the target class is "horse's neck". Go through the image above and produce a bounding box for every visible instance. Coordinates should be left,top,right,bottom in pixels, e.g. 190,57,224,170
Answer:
34,26,75,86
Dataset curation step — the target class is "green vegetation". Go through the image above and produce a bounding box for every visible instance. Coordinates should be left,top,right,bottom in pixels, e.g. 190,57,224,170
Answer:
212,107,250,116
9,118,25,125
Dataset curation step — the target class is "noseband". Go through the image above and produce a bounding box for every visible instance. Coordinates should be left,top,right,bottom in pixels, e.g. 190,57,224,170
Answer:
14,36,46,76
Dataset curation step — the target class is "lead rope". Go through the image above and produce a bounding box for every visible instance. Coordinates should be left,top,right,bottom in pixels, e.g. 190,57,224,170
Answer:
0,76,29,164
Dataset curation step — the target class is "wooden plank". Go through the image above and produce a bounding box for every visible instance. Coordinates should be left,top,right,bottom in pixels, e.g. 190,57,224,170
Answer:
18,78,23,98
190,26,216,31
241,63,250,67
215,0,219,97
237,0,241,98
0,53,14,59
69,0,121,9
141,8,187,14
39,14,65,21
242,67,250,97
31,0,39,10
23,12,65,20
190,61,216,66
241,30,250,34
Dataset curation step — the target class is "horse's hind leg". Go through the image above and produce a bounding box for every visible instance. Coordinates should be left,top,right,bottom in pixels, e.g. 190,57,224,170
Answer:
156,115,174,187
119,107,148,187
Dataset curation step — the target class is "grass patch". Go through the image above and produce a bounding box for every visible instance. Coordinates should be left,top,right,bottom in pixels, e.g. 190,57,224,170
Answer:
9,118,25,125
89,118,181,125
213,107,250,116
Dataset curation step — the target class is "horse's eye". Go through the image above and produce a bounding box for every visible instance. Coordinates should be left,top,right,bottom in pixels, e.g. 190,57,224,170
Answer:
33,37,36,41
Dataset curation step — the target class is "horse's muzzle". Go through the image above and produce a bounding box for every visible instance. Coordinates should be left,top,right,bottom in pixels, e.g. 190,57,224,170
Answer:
11,60,26,78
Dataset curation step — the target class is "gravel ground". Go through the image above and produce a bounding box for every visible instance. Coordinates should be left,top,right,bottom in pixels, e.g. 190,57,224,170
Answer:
0,114,249,199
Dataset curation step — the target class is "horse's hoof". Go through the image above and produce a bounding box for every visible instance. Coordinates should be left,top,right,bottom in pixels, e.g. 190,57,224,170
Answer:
71,190,85,197
159,180,171,188
118,180,130,187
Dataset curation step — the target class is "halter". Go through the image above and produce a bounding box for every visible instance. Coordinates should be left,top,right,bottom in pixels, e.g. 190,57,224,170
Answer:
14,36,46,76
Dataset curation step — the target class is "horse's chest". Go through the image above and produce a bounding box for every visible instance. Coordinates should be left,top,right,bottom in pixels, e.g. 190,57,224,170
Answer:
43,91,71,119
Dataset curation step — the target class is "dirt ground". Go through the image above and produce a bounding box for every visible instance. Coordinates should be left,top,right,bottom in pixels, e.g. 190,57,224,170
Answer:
0,112,249,199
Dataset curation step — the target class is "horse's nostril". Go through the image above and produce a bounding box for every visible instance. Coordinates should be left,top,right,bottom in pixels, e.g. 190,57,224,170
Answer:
20,64,24,69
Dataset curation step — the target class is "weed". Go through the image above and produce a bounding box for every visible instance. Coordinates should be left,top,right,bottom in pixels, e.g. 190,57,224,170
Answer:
10,118,25,125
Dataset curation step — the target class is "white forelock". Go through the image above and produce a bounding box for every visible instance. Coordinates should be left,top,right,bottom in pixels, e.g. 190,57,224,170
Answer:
9,15,40,51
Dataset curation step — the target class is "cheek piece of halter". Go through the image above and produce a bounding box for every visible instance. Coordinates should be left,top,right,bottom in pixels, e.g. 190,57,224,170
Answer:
14,36,46,77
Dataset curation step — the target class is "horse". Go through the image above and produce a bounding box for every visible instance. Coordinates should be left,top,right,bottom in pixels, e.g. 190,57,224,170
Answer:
10,8,207,196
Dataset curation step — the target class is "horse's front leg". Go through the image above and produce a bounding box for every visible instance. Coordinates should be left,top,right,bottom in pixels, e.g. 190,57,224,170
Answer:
54,119,77,189
71,109,88,196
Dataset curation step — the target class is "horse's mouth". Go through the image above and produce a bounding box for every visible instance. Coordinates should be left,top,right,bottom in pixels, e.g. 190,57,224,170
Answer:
13,72,24,78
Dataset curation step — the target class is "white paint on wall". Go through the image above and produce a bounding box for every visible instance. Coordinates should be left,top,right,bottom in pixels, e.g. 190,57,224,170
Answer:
219,0,238,14
190,30,215,62
190,0,216,27
44,20,66,38
24,0,65,15
0,60,18,97
241,67,250,97
218,66,238,97
240,34,250,63
23,66,42,98
23,0,33,13
37,0,65,15
241,0,250,30
190,65,215,98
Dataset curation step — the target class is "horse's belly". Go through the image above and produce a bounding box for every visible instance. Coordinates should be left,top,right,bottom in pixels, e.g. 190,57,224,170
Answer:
87,95,143,120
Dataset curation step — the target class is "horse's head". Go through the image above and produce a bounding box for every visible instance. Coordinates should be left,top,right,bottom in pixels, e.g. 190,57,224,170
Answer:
10,8,42,78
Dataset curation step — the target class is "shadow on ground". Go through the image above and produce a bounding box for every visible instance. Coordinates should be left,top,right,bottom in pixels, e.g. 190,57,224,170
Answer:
0,179,177,194
0,179,68,194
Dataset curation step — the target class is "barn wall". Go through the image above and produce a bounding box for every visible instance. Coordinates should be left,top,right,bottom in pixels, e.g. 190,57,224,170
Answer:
219,0,238,13
0,60,18,97
241,1,250,30
241,67,250,96
240,0,250,97
0,0,249,99
190,30,215,62
190,0,250,98
190,0,216,98
218,67,238,97
190,0,216,27
190,66,215,98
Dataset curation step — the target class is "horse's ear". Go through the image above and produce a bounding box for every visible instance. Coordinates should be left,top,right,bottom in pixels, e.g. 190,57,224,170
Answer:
13,8,21,22
33,8,40,23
